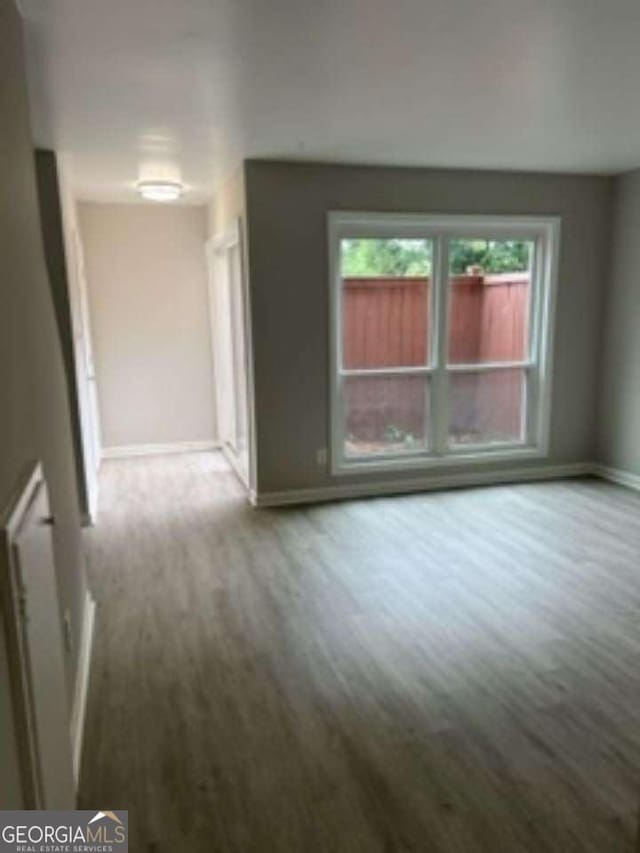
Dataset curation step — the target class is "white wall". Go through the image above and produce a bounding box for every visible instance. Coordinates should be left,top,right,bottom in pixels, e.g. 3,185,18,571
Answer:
79,203,216,450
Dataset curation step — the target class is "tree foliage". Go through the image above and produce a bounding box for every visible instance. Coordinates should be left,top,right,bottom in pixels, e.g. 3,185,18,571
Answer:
449,239,530,274
341,239,431,276
341,238,531,277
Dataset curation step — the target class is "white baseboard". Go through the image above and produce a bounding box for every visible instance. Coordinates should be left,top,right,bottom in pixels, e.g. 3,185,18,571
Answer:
102,440,219,460
593,463,640,493
85,478,99,527
70,589,96,790
221,443,251,491
80,486,99,527
252,462,594,507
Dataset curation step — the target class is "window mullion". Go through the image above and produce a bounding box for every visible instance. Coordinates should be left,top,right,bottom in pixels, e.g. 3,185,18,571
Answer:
340,366,433,378
522,238,541,445
432,235,450,454
447,360,533,373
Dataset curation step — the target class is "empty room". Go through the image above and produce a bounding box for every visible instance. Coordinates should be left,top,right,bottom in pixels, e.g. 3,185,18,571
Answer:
2,0,640,851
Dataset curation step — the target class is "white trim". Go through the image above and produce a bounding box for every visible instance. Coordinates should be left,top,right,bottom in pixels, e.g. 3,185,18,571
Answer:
330,211,560,239
0,463,46,807
56,160,103,532
335,445,545,476
0,462,44,537
328,211,561,476
593,464,640,493
81,478,99,527
205,234,228,445
204,237,225,438
341,365,435,377
252,462,592,507
249,462,640,508
221,442,250,489
432,233,449,454
240,218,259,497
206,216,256,493
447,360,534,373
532,216,561,456
101,440,219,460
211,218,241,252
70,589,96,790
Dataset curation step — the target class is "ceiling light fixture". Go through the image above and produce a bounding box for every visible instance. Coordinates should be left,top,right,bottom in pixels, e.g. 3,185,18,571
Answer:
136,180,183,202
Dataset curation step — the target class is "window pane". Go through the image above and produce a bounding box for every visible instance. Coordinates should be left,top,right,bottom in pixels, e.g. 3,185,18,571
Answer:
449,369,525,446
448,239,532,364
344,375,429,457
341,238,433,368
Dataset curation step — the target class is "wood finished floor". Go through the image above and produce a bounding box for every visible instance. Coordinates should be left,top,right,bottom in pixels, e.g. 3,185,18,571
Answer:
79,453,640,852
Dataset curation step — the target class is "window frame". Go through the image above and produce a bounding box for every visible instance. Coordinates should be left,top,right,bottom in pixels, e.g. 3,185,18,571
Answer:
328,211,561,475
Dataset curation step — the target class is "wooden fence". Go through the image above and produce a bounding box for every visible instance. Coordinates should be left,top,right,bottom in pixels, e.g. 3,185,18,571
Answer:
343,274,529,447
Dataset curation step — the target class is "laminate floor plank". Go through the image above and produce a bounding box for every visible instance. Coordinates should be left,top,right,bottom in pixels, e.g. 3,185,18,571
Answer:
79,454,640,851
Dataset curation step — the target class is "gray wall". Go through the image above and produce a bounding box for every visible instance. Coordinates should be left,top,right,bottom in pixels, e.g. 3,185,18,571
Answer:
597,170,640,476
0,0,88,804
79,203,216,449
245,160,612,494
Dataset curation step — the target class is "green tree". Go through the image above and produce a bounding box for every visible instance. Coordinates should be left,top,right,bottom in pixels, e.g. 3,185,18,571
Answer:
341,239,431,276
449,239,530,274
341,238,530,277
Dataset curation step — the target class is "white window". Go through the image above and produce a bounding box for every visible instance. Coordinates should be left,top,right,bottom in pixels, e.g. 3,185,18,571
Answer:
328,212,560,474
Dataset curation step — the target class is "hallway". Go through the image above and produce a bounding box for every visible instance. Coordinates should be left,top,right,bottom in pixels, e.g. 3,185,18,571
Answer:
79,454,640,851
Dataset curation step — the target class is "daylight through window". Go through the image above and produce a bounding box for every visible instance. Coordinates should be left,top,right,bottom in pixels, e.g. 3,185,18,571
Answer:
329,213,559,473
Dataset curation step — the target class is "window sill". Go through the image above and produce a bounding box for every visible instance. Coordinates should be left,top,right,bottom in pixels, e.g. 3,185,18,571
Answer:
331,445,546,477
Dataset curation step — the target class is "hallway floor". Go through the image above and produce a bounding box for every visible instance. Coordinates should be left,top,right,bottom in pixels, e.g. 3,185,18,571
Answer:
79,453,640,851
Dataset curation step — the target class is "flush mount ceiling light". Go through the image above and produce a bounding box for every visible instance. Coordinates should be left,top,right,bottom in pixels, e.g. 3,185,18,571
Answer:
136,180,183,202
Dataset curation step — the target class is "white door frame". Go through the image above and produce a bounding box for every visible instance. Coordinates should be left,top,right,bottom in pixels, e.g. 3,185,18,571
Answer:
65,227,101,524
55,152,102,525
206,238,236,448
0,463,76,808
205,218,256,493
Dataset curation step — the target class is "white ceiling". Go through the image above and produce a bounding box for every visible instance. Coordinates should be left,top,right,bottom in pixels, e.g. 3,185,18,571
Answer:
18,0,640,203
